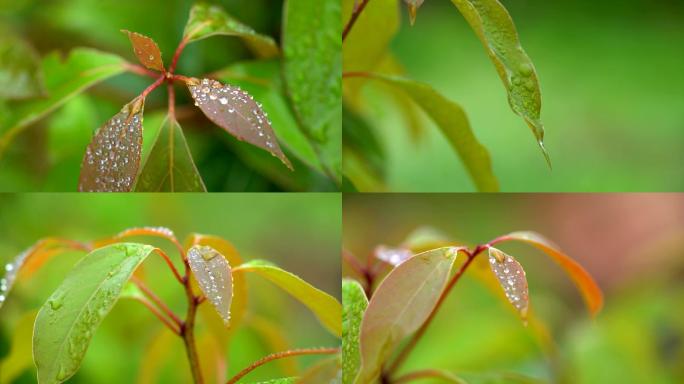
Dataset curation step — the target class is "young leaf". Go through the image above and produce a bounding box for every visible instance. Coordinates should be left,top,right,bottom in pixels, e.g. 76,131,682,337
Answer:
187,245,233,325
78,95,145,192
374,245,412,266
342,279,368,384
404,0,425,26
33,243,155,384
282,0,341,141
497,231,603,315
450,0,549,164
0,48,127,160
183,3,278,58
360,73,499,192
121,30,164,72
234,260,342,337
186,77,292,169
135,117,206,192
488,247,530,322
356,247,461,384
0,30,45,99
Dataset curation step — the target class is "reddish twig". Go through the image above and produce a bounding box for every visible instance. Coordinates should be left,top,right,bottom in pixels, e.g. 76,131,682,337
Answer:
131,294,181,335
167,82,176,119
169,37,189,74
131,276,182,327
140,75,166,99
342,0,370,42
153,248,184,284
171,74,193,83
225,348,340,384
124,62,160,78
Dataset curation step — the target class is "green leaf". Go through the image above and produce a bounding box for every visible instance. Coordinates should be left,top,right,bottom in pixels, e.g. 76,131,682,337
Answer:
183,2,278,58
135,118,206,192
450,0,549,165
360,74,499,192
33,243,155,384
342,107,385,192
0,48,127,161
235,260,342,337
282,0,341,140
187,245,233,325
355,247,461,384
342,279,367,384
122,30,165,72
0,30,44,100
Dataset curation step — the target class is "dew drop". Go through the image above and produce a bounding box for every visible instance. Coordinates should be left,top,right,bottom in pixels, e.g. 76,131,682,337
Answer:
219,97,228,105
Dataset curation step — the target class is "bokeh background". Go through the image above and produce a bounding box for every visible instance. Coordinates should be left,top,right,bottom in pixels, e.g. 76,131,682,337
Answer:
356,0,684,191
0,193,341,383
344,193,684,383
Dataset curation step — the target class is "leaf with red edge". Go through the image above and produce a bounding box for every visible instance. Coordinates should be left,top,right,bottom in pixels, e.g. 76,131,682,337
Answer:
186,77,292,169
498,231,603,315
187,245,233,326
78,96,145,192
122,30,165,72
488,247,529,323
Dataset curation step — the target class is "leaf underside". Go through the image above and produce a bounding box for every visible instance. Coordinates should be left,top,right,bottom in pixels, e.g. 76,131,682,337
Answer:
342,279,368,384
78,96,145,192
187,245,233,325
122,30,164,72
488,247,530,322
187,77,292,169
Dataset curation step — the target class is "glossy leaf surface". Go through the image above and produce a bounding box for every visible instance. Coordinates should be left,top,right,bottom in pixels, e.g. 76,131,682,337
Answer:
235,260,342,337
33,243,155,384
342,279,367,384
183,3,278,58
283,0,341,141
187,77,292,169
356,247,461,383
135,118,206,191
122,30,164,71
187,245,233,325
450,0,548,164
499,231,603,315
488,247,529,322
78,96,145,192
0,31,44,99
364,74,498,192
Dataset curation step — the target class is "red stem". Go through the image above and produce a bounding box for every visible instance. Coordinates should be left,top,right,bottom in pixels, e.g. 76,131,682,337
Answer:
131,276,183,326
342,0,370,42
132,295,181,335
124,63,160,79
141,75,165,99
225,348,340,384
167,82,176,119
169,37,189,74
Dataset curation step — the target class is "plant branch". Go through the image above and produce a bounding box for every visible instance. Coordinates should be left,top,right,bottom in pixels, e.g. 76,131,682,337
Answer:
140,75,165,99
225,347,340,384
342,0,370,42
124,62,160,79
392,369,466,384
169,36,189,74
167,82,176,120
131,295,181,335
131,276,182,326
153,248,184,284
181,266,203,383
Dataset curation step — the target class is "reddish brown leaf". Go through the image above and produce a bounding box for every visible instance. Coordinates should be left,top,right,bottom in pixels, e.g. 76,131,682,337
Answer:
122,30,165,72
78,96,145,192
488,247,530,322
186,77,292,169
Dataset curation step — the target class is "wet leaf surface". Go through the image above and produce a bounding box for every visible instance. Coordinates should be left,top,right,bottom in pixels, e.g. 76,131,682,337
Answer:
187,77,292,169
450,0,549,164
235,259,342,337
0,30,45,99
33,243,155,384
122,30,165,72
187,245,233,325
356,247,461,383
135,118,206,192
488,247,530,322
78,96,145,192
342,279,367,384
183,3,278,58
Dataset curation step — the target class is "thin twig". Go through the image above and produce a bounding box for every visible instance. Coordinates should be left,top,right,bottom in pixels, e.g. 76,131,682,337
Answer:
132,295,181,335
342,0,371,42
226,348,340,384
140,75,166,99
131,276,183,326
169,37,189,74
167,82,176,120
124,62,160,78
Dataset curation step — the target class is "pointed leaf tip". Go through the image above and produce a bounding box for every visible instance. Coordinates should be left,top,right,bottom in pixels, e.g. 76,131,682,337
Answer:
488,247,529,323
122,30,165,72
187,245,233,326
187,77,292,169
404,0,425,26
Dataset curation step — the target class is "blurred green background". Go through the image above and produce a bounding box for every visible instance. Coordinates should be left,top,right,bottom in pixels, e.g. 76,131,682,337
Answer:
0,193,341,383
356,0,684,191
0,0,336,192
344,193,684,383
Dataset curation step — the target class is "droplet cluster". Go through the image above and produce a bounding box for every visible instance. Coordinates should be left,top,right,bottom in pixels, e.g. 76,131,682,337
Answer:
375,245,413,266
187,78,291,169
488,247,529,319
79,98,144,192
117,226,175,239
187,245,233,325
0,245,33,307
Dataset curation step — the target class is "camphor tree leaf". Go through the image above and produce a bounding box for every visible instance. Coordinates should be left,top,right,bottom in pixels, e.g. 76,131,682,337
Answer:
0,29,44,100
78,95,145,192
450,0,549,164
234,260,342,337
356,247,462,384
187,245,233,325
497,231,603,315
403,0,425,26
488,247,530,323
0,48,127,160
360,74,499,192
183,3,278,58
121,30,165,72
186,77,292,170
33,243,156,384
135,117,206,192
282,0,341,141
342,279,368,384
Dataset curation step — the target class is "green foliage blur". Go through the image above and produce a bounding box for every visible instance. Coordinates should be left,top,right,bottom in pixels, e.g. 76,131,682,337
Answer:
0,193,341,383
348,0,684,192
343,194,684,383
